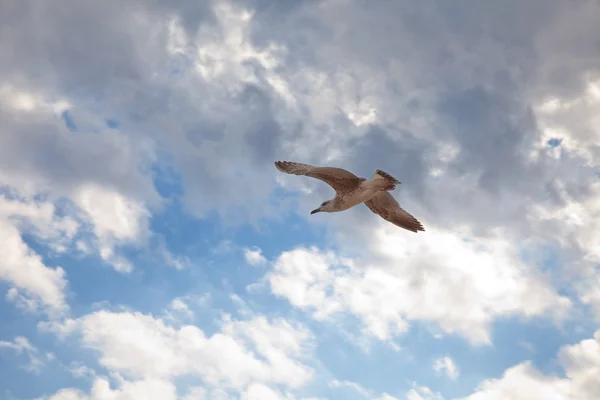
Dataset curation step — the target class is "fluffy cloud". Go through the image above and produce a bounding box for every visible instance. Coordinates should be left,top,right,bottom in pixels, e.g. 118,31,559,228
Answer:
267,225,571,345
43,379,322,400
244,247,268,267
43,308,314,395
0,195,70,314
461,330,600,400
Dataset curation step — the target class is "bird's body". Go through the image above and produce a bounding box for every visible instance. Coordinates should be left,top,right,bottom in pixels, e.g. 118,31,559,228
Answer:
324,175,391,211
274,160,425,233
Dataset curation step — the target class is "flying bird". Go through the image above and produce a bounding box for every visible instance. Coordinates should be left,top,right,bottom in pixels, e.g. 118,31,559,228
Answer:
274,161,425,233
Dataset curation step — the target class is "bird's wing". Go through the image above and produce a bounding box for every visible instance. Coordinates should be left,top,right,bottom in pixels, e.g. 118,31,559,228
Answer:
274,161,362,192
364,191,425,233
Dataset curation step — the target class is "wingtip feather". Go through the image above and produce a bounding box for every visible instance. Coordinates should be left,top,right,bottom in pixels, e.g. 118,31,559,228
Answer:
375,169,401,184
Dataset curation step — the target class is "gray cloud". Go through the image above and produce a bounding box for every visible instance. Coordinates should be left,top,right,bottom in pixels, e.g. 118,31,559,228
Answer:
1,0,599,292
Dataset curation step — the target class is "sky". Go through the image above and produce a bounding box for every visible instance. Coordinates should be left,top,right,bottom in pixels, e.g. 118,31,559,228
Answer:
0,0,599,399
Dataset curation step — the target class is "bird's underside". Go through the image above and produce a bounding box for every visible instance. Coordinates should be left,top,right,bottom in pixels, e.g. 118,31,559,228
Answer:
274,160,425,233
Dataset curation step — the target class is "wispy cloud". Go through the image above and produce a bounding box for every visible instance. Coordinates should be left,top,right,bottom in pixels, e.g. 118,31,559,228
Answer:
0,337,47,374
433,356,459,380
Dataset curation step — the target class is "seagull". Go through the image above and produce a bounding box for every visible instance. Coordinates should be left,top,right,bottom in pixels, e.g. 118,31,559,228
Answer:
274,161,425,233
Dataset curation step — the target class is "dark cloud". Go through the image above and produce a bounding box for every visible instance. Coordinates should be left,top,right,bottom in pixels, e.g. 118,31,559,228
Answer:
345,125,430,199
435,86,536,193
238,84,283,163
1,0,599,328
0,108,158,205
1,0,599,235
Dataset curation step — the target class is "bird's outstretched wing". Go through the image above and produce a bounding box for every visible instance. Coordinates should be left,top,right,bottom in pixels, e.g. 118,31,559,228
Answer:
364,191,425,232
274,161,362,192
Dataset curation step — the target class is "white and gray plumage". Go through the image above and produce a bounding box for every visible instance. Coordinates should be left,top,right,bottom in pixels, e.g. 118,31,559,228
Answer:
274,161,425,233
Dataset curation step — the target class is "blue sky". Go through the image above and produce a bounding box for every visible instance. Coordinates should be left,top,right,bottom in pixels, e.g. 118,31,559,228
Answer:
1,0,600,399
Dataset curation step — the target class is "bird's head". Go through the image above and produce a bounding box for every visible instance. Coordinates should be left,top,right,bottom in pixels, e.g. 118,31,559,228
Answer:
310,200,332,214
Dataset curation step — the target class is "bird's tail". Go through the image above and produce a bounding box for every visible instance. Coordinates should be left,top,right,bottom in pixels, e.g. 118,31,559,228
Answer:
369,169,401,190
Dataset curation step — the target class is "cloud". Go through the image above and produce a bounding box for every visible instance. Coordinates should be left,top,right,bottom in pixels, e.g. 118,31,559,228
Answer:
433,356,459,380
0,336,47,373
42,379,322,400
2,0,600,399
327,379,402,400
164,297,195,322
405,385,444,400
2,0,599,296
461,330,600,400
0,197,69,314
244,247,268,267
242,383,294,400
44,308,314,394
461,362,570,400
0,82,158,273
328,379,371,398
41,378,178,400
378,395,400,400
72,183,151,273
267,225,571,345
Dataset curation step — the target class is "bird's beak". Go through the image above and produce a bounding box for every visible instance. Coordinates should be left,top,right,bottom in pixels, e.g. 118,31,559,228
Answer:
310,208,321,215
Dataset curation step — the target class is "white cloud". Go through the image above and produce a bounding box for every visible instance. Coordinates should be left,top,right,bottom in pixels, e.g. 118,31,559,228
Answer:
244,247,268,267
0,192,78,315
45,308,314,394
43,378,327,400
181,387,207,400
327,378,403,400
0,216,68,314
405,385,444,400
72,183,150,273
165,297,194,321
242,383,293,400
528,181,600,316
328,379,371,397
42,378,178,400
67,362,97,380
461,330,600,400
433,356,459,380
558,330,600,398
534,76,600,163
0,77,160,274
378,395,400,400
267,226,571,345
460,362,571,400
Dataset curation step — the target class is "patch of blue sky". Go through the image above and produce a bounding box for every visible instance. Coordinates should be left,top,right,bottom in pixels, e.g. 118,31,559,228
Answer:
167,55,195,77
320,315,569,399
61,110,77,132
105,118,120,129
1,355,79,400
0,295,88,400
547,138,562,148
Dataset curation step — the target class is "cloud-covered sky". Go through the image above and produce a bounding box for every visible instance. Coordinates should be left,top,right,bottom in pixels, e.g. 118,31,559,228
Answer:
1,0,599,398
